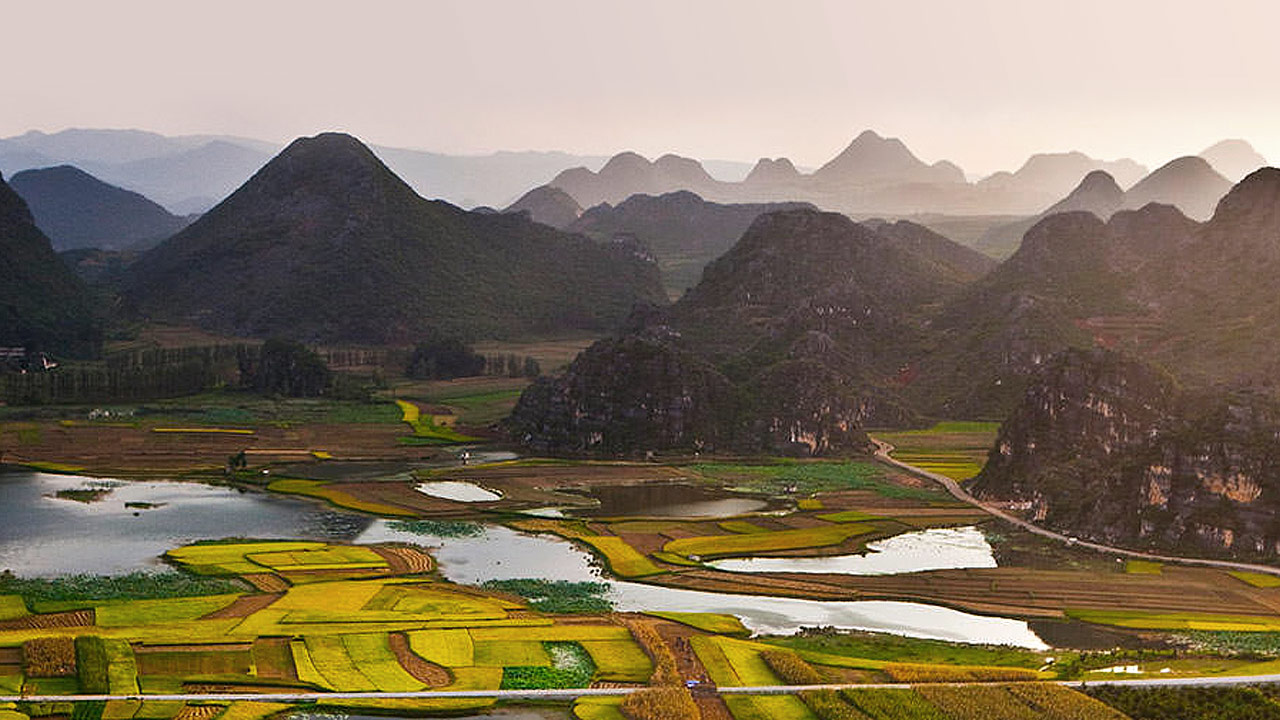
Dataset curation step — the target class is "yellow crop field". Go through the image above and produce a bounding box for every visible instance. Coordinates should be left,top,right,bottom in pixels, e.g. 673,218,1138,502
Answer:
646,612,749,637
663,523,873,559
340,633,425,691
579,640,652,682
472,640,550,667
468,625,631,642
267,478,417,517
303,635,376,690
246,546,387,572
577,535,667,578
408,629,474,667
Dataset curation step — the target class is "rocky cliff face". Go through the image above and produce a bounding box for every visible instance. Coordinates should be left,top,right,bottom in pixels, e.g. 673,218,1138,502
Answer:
974,348,1280,559
508,208,976,456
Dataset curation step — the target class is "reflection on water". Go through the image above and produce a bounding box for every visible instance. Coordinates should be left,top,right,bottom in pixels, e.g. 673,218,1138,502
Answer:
0,470,371,576
577,483,768,518
708,526,997,575
415,481,502,502
1,470,1046,648
355,521,1047,649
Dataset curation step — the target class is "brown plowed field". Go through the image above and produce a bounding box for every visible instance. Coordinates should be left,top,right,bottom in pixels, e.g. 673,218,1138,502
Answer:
371,546,434,574
0,609,94,630
201,594,282,620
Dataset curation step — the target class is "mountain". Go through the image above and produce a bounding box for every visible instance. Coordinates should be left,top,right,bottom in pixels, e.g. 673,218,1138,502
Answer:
1200,139,1268,182
812,130,966,186
1122,156,1233,220
565,191,816,297
549,152,723,208
124,133,665,344
0,172,99,356
88,140,276,214
0,128,610,213
503,185,582,229
972,347,1280,560
9,165,190,251
976,152,1146,201
743,158,802,186
510,208,988,455
370,147,609,209
977,171,1127,259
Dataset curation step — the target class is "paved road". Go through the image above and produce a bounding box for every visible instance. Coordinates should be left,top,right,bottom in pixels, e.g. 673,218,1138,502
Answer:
7,674,1280,704
873,439,1280,578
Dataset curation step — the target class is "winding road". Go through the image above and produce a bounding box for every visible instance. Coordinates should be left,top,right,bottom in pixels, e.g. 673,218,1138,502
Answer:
872,439,1280,578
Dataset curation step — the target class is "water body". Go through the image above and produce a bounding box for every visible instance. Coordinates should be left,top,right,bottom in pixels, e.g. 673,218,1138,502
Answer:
0,470,371,576
415,481,502,502
357,522,1047,649
576,482,769,518
708,526,997,575
0,470,1047,648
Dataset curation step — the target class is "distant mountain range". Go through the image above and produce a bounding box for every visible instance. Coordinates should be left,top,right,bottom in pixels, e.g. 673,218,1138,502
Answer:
0,172,98,356
542,130,1157,217
2,128,1265,225
561,191,816,298
0,129,615,213
10,165,191,251
977,156,1233,257
124,133,666,344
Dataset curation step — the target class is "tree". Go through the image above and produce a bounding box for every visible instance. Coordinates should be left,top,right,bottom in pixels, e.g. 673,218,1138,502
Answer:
406,334,485,380
244,339,330,397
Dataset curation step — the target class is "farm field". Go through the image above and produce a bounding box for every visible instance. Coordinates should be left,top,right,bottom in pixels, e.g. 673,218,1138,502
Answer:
871,422,1001,482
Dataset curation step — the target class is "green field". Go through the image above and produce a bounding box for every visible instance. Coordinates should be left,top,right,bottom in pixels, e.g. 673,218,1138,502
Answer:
689,460,944,500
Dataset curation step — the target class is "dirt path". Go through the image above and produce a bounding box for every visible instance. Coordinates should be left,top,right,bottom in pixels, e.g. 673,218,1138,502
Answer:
201,594,282,620
649,620,733,720
873,439,1280,577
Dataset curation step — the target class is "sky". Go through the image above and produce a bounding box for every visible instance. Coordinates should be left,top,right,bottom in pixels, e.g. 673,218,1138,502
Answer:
6,0,1280,176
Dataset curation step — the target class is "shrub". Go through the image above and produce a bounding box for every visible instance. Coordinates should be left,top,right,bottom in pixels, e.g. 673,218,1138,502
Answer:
761,648,823,685
620,685,699,720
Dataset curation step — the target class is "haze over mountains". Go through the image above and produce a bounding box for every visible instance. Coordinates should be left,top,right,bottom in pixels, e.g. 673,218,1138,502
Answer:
9,165,190,251
124,133,665,344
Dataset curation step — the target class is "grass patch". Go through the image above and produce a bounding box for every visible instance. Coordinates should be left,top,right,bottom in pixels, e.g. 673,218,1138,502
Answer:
473,640,549,667
690,461,942,500
94,594,241,626
500,642,594,689
842,688,950,719
0,596,29,621
480,579,612,614
762,629,1048,669
663,523,873,559
394,399,477,443
647,612,750,637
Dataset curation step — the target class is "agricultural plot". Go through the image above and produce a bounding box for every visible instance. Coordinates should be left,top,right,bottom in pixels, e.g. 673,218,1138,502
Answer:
264,479,416,517
1066,608,1280,631
873,421,1000,482
394,399,477,444
663,523,874,559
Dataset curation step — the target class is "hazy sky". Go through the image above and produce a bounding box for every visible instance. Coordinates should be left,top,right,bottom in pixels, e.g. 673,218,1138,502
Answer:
7,0,1279,175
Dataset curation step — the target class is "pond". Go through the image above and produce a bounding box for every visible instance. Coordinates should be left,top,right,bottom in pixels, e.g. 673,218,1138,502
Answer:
415,481,502,502
574,482,770,518
0,469,371,576
0,469,1047,649
707,526,997,575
